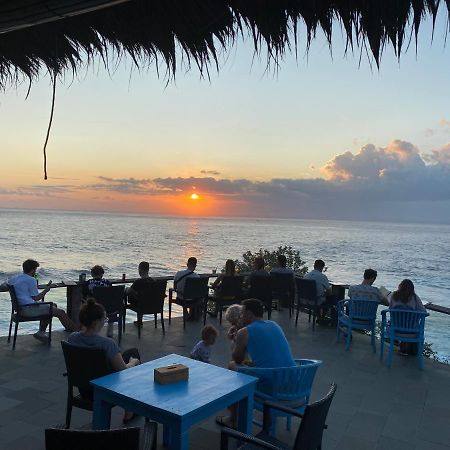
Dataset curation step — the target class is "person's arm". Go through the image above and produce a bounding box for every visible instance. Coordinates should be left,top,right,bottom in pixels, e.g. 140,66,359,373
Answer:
110,353,139,371
323,276,332,295
231,328,248,364
32,280,52,301
212,275,223,289
415,294,426,311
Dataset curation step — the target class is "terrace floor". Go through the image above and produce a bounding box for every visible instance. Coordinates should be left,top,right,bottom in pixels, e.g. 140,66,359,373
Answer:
0,310,449,450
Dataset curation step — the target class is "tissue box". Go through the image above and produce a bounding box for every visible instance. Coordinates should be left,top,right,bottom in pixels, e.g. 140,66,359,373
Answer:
154,364,189,384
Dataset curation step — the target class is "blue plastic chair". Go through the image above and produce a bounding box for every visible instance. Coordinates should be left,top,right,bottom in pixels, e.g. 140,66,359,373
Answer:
336,299,379,352
380,308,429,369
238,358,322,435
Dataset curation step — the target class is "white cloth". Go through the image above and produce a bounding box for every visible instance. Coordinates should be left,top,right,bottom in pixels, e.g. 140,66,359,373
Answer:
388,293,426,311
174,269,199,299
348,284,384,303
8,273,39,306
304,269,330,303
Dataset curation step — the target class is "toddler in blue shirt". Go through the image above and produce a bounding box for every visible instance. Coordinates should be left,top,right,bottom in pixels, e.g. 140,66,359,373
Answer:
190,325,218,363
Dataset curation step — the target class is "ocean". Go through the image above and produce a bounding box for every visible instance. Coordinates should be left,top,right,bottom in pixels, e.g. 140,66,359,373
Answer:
1,209,449,359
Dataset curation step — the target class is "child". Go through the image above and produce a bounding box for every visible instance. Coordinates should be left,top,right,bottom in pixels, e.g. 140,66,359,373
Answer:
190,325,218,363
224,304,243,341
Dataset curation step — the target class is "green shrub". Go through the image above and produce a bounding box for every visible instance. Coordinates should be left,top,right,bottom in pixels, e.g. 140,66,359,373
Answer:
234,245,308,275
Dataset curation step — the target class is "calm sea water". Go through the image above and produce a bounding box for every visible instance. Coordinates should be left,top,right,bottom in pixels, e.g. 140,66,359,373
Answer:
1,209,449,358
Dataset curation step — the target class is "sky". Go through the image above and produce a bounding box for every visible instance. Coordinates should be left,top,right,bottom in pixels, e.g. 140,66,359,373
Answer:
1,8,450,223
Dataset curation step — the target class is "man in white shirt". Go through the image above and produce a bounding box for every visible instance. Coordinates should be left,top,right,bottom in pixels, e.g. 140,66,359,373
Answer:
174,257,200,299
304,259,336,323
173,257,201,320
8,259,79,341
348,269,388,306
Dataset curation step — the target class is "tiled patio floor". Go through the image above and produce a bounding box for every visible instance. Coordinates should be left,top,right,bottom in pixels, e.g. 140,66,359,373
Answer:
0,309,449,449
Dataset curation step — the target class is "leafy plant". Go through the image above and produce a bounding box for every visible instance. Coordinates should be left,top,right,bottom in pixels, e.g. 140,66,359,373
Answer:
234,245,308,275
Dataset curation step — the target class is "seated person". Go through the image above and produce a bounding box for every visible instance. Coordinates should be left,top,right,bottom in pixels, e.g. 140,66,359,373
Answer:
224,304,243,341
270,254,294,275
8,259,79,341
173,257,200,299
211,259,236,293
388,279,425,311
245,256,269,291
348,269,388,305
304,259,336,320
83,265,113,336
216,299,295,428
388,279,425,356
173,257,200,320
68,297,140,423
126,261,154,325
83,265,111,298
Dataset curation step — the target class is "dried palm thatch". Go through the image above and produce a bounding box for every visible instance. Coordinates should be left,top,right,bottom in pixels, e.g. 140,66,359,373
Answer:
0,0,449,91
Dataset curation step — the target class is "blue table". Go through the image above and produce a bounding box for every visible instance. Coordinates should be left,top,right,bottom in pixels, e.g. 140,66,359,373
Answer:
91,354,257,450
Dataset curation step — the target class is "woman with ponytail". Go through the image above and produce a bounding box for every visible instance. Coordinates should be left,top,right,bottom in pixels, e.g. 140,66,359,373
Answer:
68,297,140,423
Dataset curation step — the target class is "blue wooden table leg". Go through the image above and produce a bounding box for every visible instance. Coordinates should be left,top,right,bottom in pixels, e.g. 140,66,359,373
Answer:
163,423,171,448
92,392,112,430
169,422,189,450
237,393,254,435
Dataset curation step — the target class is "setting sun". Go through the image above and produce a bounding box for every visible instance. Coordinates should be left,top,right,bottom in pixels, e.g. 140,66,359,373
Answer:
190,193,199,200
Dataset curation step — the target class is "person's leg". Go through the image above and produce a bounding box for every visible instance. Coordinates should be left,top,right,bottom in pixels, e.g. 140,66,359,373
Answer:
216,361,239,427
20,304,51,332
52,307,80,331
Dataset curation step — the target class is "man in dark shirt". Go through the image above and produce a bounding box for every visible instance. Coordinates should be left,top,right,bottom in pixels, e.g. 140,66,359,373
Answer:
83,265,112,298
127,261,154,325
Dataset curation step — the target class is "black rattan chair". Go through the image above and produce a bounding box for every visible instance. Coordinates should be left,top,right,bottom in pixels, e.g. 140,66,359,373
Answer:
92,285,125,343
61,341,111,428
45,423,157,450
270,273,295,317
7,285,53,349
208,275,245,324
220,384,337,450
124,279,167,338
248,276,273,320
169,277,209,329
295,278,320,331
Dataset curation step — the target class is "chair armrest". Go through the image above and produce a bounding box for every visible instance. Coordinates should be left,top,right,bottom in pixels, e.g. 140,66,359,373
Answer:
263,400,305,421
220,428,281,450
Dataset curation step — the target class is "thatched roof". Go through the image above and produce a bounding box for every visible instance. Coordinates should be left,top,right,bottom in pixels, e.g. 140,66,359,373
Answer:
0,0,449,90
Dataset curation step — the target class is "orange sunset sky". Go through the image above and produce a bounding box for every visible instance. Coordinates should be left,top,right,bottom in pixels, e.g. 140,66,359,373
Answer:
1,12,449,222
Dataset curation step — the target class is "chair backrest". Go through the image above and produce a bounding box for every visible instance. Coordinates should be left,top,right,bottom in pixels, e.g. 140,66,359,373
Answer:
348,299,379,320
248,276,272,304
8,285,20,313
133,279,167,314
389,308,428,334
45,427,140,450
239,359,322,402
271,273,294,297
183,276,209,299
92,285,125,314
216,275,244,298
61,341,111,391
294,383,337,450
295,278,318,304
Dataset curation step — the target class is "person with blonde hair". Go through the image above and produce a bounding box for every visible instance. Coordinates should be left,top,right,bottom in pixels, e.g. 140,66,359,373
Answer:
224,304,242,341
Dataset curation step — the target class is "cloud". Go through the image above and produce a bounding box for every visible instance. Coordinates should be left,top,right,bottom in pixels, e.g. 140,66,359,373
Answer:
2,139,450,222
439,118,450,129
200,169,221,176
0,185,75,198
